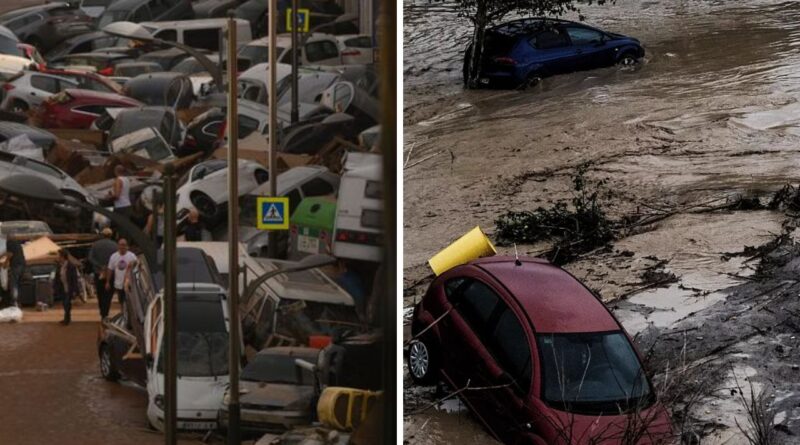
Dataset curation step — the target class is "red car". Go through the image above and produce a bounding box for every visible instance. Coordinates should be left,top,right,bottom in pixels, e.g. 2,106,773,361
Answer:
33,88,142,129
408,256,673,445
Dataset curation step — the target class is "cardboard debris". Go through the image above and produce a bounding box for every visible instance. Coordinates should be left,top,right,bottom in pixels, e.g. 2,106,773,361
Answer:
22,236,60,265
47,141,92,176
177,107,210,125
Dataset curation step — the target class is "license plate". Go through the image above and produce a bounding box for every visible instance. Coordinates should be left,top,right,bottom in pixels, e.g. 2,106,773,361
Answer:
297,234,318,254
177,421,216,430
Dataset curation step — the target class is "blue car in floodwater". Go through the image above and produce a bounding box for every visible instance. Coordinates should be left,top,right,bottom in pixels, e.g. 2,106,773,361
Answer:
464,18,645,88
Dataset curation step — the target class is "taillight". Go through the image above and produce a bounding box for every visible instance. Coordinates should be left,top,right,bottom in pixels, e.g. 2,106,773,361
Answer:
98,67,113,76
3,83,14,92
217,120,227,140
341,50,361,57
493,56,517,66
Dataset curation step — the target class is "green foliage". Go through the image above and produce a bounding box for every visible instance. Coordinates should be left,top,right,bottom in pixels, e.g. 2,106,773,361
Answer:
494,163,615,264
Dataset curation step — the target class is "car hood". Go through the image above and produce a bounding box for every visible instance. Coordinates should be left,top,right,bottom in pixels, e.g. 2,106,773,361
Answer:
153,373,229,413
238,381,314,410
542,403,672,445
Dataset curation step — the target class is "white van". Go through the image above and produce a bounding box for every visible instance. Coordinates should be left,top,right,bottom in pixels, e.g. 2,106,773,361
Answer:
140,18,252,53
332,152,383,262
144,282,235,431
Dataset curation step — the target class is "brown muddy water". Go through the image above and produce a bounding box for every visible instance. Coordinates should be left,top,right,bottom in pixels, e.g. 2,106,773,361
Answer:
404,0,800,443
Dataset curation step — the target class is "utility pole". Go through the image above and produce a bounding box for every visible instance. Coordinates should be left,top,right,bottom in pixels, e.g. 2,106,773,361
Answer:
225,11,242,445
290,0,299,124
162,162,177,445
267,0,279,258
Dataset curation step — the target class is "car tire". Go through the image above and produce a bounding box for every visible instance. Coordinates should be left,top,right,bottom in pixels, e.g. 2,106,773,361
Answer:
617,51,639,67
190,191,217,218
408,337,438,386
254,169,269,185
523,72,543,89
11,100,28,115
99,343,120,382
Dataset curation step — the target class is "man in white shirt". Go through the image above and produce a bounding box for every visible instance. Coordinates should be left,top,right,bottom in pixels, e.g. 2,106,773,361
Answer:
105,238,137,309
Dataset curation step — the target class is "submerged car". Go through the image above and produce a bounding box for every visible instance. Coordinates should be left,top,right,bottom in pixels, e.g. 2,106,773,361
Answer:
1,69,121,114
408,256,672,444
219,345,345,433
0,3,94,52
464,18,645,88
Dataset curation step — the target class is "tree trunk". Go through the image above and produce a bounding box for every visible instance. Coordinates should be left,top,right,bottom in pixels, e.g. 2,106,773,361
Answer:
466,3,488,89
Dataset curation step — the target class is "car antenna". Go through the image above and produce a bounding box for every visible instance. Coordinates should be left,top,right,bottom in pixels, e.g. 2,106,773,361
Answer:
514,244,522,266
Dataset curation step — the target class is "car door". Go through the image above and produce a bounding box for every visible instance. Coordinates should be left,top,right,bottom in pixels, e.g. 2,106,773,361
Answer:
564,25,614,71
303,39,341,66
435,277,508,429
29,74,75,106
526,27,573,75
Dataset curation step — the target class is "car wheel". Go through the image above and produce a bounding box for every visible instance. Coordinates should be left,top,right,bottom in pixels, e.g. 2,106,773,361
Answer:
523,72,543,89
254,169,269,185
617,52,639,68
190,191,217,218
408,338,438,385
11,100,28,114
99,344,120,382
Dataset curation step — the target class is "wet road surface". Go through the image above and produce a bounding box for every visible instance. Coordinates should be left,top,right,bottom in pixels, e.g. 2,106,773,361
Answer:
0,311,206,445
404,0,800,443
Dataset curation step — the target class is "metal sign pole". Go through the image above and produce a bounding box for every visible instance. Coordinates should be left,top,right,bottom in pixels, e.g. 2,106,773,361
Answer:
267,0,278,258
290,0,299,124
226,11,242,445
162,162,177,445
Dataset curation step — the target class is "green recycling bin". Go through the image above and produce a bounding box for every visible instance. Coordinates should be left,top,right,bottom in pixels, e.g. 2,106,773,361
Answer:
289,196,337,260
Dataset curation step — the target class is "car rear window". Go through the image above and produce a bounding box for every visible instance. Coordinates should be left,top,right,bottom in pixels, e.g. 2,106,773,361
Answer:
483,32,516,56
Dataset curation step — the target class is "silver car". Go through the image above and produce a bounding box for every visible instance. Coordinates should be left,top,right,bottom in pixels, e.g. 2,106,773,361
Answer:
1,71,78,113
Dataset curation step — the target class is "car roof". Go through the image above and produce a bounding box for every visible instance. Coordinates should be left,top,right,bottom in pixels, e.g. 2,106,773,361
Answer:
141,18,248,29
239,62,292,83
489,17,585,36
105,0,146,11
0,2,69,19
468,256,620,333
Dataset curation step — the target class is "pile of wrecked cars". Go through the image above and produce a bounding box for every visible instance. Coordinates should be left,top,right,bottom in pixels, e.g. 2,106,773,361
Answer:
0,1,384,442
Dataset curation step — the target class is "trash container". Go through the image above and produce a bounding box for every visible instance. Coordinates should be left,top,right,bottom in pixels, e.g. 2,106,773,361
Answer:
289,197,337,260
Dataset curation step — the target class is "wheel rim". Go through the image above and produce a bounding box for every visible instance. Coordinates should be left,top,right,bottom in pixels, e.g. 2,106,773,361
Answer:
13,103,26,113
621,56,636,66
409,341,429,379
100,347,111,376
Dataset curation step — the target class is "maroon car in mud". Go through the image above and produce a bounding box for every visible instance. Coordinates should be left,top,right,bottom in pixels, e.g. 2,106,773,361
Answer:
408,256,673,445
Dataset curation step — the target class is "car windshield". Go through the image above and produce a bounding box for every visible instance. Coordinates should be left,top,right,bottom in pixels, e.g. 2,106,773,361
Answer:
98,10,129,28
241,351,317,385
0,221,53,236
0,35,18,56
276,72,337,106
159,298,229,377
191,159,226,181
110,111,164,139
537,331,652,414
238,45,282,67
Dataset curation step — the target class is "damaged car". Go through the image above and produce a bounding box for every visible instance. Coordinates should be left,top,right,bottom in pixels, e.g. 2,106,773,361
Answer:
407,256,672,445
219,345,345,434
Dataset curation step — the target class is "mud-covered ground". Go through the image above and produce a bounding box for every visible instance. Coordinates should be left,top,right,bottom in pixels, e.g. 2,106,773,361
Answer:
404,0,800,443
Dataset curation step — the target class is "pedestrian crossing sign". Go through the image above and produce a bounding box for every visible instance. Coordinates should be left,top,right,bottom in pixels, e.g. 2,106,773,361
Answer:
256,197,290,230
286,8,310,33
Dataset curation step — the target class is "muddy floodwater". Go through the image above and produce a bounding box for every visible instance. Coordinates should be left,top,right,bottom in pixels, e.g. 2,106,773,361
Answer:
404,0,800,443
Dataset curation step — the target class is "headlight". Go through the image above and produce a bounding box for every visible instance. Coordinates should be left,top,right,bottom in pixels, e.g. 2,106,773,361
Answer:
154,394,165,410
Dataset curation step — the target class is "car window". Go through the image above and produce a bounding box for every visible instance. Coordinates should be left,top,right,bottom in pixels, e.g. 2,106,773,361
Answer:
565,27,604,45
286,188,302,214
77,77,111,93
238,114,259,138
300,177,334,197
30,75,61,94
530,28,570,50
72,41,93,53
444,277,467,299
305,40,339,63
360,209,382,229
490,307,532,392
455,279,500,334
154,29,177,42
73,105,107,115
344,36,372,48
184,28,219,51
132,5,151,22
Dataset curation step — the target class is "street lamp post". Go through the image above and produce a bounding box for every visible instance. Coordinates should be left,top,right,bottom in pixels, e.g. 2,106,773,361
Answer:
290,0,299,124
267,0,279,259
162,163,178,445
225,11,242,445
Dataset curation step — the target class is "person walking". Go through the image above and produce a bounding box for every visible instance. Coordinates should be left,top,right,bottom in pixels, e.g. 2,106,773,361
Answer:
105,238,137,311
1,236,25,307
88,228,117,320
53,250,79,326
108,165,132,221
